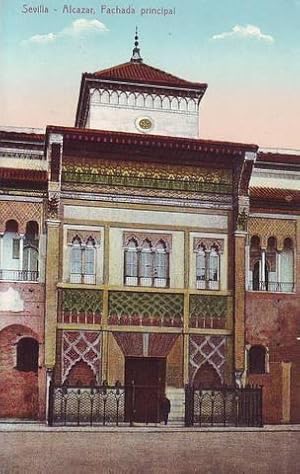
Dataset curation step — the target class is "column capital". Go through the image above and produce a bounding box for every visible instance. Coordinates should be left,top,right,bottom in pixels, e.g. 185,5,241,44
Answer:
234,230,247,238
46,219,61,228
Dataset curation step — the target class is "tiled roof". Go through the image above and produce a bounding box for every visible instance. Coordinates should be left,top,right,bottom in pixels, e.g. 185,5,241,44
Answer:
250,187,300,202
88,61,207,91
0,167,47,185
0,130,45,142
257,151,300,165
47,125,257,155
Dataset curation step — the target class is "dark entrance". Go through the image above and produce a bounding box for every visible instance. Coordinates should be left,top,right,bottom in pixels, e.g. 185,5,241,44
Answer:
125,357,166,423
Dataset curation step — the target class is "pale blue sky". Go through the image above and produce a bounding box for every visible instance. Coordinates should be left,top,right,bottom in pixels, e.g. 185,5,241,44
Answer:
0,0,299,147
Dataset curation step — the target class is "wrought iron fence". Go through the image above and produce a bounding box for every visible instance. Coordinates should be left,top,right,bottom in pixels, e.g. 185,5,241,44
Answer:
48,381,127,427
48,381,164,427
185,385,263,427
48,381,263,428
0,269,39,281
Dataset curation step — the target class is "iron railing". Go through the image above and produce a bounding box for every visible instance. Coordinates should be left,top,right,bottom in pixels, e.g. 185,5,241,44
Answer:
185,385,263,427
0,269,39,282
124,276,170,288
248,281,295,293
48,381,164,427
69,273,96,284
49,381,263,428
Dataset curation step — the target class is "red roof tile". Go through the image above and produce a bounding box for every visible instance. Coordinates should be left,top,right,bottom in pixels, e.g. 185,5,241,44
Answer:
47,125,257,155
0,167,47,184
257,151,300,165
250,187,300,202
88,61,207,91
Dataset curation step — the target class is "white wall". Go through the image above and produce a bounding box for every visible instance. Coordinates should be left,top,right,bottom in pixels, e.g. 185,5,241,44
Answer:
86,88,200,138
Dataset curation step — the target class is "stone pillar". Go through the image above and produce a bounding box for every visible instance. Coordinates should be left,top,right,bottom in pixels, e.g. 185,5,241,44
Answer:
44,220,60,369
281,361,292,423
0,234,3,272
19,235,24,272
234,230,247,373
183,230,190,385
261,249,266,290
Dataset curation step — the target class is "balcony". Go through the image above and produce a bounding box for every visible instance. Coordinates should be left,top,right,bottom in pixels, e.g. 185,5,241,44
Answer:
0,270,39,282
69,273,96,285
248,281,295,293
124,276,170,288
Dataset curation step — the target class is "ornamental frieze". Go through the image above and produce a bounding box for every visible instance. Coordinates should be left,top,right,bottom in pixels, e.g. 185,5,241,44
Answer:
193,238,224,253
189,295,231,330
123,231,172,250
108,291,183,327
0,200,42,234
62,182,233,204
248,217,296,250
59,289,103,324
62,158,232,194
67,230,101,245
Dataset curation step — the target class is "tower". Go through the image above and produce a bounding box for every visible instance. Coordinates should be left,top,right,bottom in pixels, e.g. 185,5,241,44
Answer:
75,30,207,138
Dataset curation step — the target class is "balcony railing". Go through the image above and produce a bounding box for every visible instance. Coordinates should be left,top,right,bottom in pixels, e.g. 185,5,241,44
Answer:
124,276,170,288
248,281,295,293
69,273,96,285
196,277,220,290
0,270,39,282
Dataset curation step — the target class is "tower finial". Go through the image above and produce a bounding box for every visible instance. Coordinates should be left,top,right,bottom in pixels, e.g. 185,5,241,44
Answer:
130,27,143,63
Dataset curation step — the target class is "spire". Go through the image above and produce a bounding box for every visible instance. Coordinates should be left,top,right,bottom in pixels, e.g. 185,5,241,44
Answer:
130,27,143,63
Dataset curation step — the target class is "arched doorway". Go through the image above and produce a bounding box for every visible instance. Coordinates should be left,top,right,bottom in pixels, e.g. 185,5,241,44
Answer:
193,362,222,389
0,325,39,419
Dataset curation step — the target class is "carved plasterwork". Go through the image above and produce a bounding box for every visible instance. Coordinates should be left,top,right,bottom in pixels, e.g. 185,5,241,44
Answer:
62,330,101,384
47,193,60,219
0,201,42,234
62,158,232,194
193,237,224,253
248,217,296,250
123,231,172,250
67,230,101,245
189,335,226,383
108,291,183,327
62,182,233,205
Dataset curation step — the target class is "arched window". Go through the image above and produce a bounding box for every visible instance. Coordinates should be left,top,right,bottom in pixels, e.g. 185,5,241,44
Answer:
70,237,82,283
280,238,294,292
154,240,169,287
124,239,138,286
207,246,220,290
265,237,277,291
69,236,96,284
195,243,220,290
83,237,96,284
250,236,262,291
249,234,294,293
23,221,39,281
139,240,153,286
1,220,20,281
248,345,266,374
196,245,206,289
16,337,39,372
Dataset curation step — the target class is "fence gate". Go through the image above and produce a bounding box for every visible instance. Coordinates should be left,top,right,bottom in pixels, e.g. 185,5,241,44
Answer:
184,385,263,427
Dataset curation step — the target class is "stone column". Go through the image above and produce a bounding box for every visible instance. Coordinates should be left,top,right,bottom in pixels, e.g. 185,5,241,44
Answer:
183,230,190,385
44,220,60,369
281,361,292,423
234,230,247,376
0,234,3,275
19,235,24,272
261,249,266,290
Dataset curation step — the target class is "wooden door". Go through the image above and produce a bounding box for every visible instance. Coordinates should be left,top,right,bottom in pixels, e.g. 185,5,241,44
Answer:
125,357,166,423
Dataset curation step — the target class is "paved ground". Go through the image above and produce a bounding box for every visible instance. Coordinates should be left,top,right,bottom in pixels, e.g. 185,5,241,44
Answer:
1,426,300,474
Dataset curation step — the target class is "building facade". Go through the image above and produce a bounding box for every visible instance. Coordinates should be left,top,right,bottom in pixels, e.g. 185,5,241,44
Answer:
0,37,299,423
